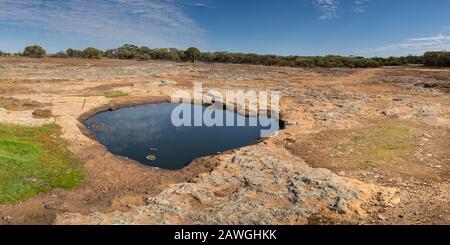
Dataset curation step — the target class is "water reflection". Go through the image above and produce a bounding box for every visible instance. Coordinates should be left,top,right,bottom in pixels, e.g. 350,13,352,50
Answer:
84,103,280,170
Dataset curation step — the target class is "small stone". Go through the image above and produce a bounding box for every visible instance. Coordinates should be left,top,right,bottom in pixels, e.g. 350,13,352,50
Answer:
423,81,437,88
377,214,386,221
423,133,432,139
285,137,296,143
1,216,12,220
381,110,391,116
390,197,401,205
146,155,157,161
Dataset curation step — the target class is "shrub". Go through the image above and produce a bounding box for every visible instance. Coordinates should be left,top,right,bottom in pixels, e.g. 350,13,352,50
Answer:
116,44,140,59
32,109,52,118
23,45,46,58
82,47,102,59
295,57,316,67
50,51,68,58
424,51,450,67
0,50,11,57
66,48,83,58
103,49,117,58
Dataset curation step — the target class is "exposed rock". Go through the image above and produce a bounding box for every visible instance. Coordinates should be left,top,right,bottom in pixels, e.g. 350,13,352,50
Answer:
422,81,437,88
161,80,177,85
144,80,177,89
377,214,387,221
56,145,397,225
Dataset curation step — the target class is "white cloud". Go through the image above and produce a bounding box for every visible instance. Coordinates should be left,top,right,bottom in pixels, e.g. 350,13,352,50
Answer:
313,0,339,20
312,0,372,20
358,34,450,54
407,34,450,42
0,0,206,49
353,0,369,13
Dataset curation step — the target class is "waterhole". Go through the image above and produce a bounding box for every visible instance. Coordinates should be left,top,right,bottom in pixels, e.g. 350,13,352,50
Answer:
84,103,281,170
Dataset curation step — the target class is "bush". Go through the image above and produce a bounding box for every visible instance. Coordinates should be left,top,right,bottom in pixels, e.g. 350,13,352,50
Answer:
116,44,140,59
66,48,83,58
32,109,52,118
50,51,68,58
82,47,102,59
23,45,46,58
424,51,450,67
0,50,10,57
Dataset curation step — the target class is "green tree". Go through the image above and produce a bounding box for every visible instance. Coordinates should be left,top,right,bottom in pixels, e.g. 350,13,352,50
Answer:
23,45,46,58
66,48,83,58
116,44,140,59
185,47,201,63
424,51,450,67
82,47,103,59
167,51,181,61
103,49,117,58
295,57,316,67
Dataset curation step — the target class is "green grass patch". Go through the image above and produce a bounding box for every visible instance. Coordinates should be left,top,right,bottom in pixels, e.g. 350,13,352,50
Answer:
0,123,84,204
331,125,415,169
79,91,128,99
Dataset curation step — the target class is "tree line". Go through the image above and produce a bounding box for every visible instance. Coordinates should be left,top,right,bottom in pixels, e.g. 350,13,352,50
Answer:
1,44,449,68
424,51,450,67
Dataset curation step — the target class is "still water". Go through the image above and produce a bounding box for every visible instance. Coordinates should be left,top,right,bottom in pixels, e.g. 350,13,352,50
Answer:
84,103,281,170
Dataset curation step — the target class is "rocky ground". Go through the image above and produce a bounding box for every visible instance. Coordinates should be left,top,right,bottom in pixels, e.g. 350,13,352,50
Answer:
0,57,448,224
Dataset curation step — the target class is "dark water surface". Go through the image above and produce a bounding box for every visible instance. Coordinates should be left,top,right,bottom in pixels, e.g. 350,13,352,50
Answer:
84,103,280,170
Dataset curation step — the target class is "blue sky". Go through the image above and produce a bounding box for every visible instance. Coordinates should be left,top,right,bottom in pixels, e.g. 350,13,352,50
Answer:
0,0,449,57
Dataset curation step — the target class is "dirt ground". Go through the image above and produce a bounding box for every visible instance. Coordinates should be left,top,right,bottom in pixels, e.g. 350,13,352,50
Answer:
0,57,448,224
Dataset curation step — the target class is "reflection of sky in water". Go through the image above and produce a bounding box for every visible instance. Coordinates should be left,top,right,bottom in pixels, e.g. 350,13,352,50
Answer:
85,103,279,170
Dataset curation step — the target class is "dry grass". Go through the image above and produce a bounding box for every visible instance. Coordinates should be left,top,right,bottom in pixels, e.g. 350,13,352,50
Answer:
32,109,52,118
289,120,448,180
78,91,128,99
0,97,43,111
